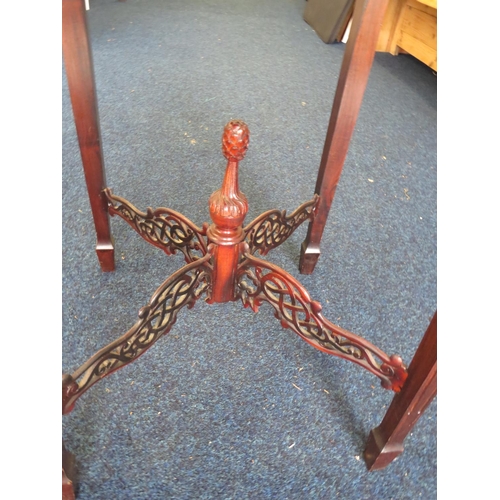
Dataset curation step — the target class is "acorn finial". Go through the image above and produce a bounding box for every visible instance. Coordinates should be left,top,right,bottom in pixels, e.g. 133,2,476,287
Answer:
208,121,250,230
222,120,249,161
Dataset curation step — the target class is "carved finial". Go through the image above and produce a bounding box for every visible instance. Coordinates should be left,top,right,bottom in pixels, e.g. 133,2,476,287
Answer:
222,120,249,161
208,121,250,233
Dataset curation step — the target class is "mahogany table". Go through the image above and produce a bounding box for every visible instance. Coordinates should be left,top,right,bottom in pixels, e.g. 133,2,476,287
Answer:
62,0,436,496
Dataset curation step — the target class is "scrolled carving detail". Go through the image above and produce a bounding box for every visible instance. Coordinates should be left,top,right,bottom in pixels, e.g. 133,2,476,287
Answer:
62,253,213,414
236,249,407,392
243,195,320,256
104,188,208,263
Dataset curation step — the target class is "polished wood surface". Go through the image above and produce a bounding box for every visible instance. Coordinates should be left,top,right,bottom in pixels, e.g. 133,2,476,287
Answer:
299,0,390,274
207,120,250,303
62,0,115,271
63,122,409,419
62,0,434,492
364,312,437,470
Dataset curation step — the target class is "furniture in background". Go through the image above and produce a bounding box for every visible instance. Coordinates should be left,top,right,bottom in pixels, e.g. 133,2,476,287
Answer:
303,0,355,44
377,0,437,70
62,0,437,496
305,0,437,71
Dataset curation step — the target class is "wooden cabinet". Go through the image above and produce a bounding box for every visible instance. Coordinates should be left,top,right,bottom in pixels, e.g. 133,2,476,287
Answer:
377,0,437,71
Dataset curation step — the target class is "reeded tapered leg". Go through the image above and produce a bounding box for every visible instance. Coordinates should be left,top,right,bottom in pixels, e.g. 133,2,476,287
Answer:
63,0,115,271
299,0,390,274
364,312,437,471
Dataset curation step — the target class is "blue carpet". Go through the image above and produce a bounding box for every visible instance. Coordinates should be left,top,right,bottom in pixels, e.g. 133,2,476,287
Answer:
63,0,437,498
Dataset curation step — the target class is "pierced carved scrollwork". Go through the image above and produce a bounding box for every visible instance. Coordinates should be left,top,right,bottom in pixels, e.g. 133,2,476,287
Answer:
236,247,407,392
104,188,208,263
62,252,213,414
243,195,319,256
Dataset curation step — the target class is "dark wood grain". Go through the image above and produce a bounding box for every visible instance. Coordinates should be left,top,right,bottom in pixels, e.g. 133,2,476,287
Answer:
299,0,390,274
62,254,213,415
364,312,437,470
62,0,115,271
62,117,418,489
104,188,209,263
237,249,408,391
206,120,250,303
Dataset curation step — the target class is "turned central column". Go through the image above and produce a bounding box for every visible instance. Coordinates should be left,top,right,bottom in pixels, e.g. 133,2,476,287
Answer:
207,120,250,303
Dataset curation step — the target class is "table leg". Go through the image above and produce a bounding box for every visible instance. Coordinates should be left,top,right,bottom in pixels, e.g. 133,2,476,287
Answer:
62,0,115,272
364,312,437,470
299,0,390,274
62,441,76,500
